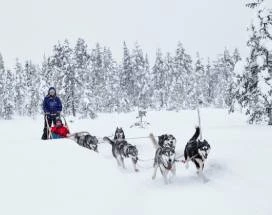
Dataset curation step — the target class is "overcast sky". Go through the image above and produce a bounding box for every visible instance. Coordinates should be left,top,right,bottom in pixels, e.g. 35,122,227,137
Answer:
0,0,271,68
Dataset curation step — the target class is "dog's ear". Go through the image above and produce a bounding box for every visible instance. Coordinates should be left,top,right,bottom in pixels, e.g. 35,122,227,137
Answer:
158,135,162,142
162,134,167,142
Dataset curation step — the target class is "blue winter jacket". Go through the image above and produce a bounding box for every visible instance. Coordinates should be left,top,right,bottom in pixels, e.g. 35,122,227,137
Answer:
43,87,62,115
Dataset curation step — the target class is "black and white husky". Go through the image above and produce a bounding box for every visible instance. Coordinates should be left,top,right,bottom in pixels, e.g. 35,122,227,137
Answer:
69,132,99,152
149,133,177,184
103,136,139,172
183,127,211,180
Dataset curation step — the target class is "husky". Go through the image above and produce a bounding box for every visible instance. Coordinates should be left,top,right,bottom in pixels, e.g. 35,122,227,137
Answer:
69,132,99,152
114,127,125,140
103,136,139,172
183,127,211,181
149,133,177,184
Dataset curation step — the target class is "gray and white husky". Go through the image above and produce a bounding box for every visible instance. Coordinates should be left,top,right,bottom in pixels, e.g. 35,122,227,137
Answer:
149,133,177,184
103,136,139,172
69,132,99,152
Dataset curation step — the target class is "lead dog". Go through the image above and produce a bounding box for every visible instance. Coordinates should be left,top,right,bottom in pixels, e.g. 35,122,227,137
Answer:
149,133,177,184
183,127,211,181
114,127,125,140
69,132,99,152
103,136,139,172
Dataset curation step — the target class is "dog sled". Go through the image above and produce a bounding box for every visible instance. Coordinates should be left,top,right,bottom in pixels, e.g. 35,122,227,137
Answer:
44,114,91,140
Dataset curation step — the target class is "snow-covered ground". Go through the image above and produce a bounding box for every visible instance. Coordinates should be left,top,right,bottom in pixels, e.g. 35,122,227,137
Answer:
0,109,271,215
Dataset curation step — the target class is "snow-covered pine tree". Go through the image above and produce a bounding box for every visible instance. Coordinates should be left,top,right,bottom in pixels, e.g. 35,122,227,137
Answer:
169,42,193,110
88,43,105,112
24,61,41,117
14,59,26,116
228,49,242,111
212,48,236,108
101,47,120,112
163,52,175,110
192,53,207,107
152,49,167,109
223,48,237,107
205,58,214,105
231,25,263,121
246,0,264,9
139,54,153,110
233,48,242,64
120,42,133,111
131,43,150,109
2,69,15,119
39,58,50,109
231,1,272,124
73,38,92,117
50,40,79,116
40,55,55,90
131,43,144,107
0,53,5,118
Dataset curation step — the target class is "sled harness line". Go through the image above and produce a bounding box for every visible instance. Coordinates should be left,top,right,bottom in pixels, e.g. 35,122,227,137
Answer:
138,155,188,163
174,154,199,163
126,136,158,140
138,158,154,162
137,163,154,170
100,135,158,141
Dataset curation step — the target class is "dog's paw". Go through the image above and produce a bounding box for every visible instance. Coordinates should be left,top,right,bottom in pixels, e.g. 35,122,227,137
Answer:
185,162,189,169
135,168,139,172
152,175,156,180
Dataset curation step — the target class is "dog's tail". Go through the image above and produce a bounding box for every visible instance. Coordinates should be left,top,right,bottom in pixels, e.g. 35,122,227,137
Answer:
190,126,200,141
149,133,159,149
103,136,114,145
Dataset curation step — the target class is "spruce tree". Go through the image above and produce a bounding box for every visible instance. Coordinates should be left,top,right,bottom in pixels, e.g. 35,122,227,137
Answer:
2,69,15,119
73,38,91,117
170,42,193,109
152,49,166,109
0,53,5,118
131,43,149,109
120,42,133,111
231,1,272,124
14,59,26,116
192,53,207,107
24,61,41,117
50,40,79,116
